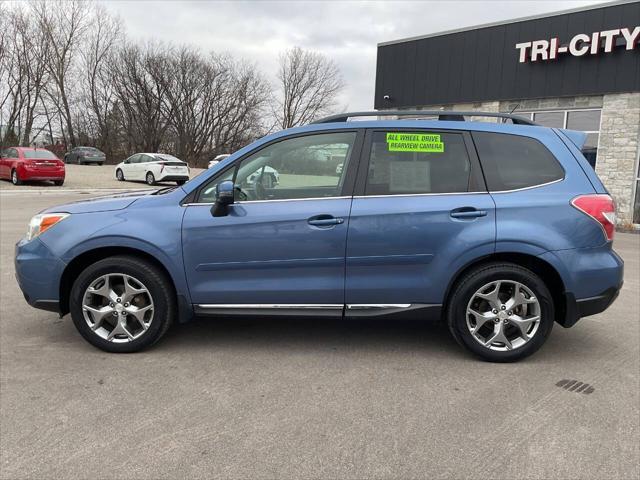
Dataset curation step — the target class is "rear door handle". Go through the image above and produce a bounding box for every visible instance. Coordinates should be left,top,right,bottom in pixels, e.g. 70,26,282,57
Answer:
450,208,487,219
308,215,344,227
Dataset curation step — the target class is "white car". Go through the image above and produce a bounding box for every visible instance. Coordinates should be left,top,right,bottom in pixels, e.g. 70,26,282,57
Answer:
208,154,231,169
115,153,190,186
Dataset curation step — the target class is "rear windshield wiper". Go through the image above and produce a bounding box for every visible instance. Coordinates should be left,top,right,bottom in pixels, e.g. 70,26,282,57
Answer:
152,186,177,195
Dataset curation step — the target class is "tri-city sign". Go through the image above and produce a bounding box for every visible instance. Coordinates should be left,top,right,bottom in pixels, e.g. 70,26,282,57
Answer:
515,26,640,62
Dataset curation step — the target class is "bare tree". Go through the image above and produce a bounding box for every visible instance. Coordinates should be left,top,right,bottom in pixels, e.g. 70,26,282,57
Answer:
80,4,123,158
0,5,50,146
275,46,344,129
32,0,91,147
110,43,171,153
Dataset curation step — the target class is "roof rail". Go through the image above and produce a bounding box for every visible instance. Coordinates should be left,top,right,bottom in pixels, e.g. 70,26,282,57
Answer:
310,110,537,126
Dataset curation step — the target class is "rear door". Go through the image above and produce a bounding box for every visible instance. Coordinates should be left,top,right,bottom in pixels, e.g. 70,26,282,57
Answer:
345,128,495,314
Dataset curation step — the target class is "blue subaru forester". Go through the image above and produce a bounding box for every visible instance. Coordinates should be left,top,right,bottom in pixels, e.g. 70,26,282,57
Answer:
15,111,623,362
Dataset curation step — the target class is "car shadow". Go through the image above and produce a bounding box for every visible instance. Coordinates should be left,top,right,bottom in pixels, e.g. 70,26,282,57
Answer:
162,315,463,356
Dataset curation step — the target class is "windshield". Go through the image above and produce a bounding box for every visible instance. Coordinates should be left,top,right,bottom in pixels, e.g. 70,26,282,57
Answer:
22,150,58,160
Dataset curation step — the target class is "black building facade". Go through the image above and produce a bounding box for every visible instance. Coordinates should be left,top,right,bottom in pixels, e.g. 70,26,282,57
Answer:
374,0,640,226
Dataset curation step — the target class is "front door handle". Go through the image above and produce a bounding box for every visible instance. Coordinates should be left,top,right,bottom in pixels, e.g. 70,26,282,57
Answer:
450,208,488,219
308,215,344,227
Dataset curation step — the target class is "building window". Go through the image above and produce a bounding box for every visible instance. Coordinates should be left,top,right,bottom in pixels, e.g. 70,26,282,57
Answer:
515,109,601,169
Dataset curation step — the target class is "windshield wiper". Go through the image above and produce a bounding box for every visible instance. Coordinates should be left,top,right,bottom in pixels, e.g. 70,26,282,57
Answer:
152,186,177,195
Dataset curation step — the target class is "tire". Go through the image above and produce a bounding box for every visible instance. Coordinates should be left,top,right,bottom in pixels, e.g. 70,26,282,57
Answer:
446,262,554,362
11,169,22,185
69,255,175,353
146,172,156,185
54,180,64,186
176,180,186,186
116,169,124,181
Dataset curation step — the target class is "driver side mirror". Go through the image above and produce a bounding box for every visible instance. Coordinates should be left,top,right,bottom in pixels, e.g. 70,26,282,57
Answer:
211,180,235,217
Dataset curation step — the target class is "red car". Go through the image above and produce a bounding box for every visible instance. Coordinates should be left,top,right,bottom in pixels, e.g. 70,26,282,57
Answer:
0,147,65,186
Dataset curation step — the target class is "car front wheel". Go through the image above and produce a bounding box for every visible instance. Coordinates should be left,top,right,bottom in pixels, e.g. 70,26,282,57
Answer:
116,169,124,181
446,262,554,362
69,255,175,353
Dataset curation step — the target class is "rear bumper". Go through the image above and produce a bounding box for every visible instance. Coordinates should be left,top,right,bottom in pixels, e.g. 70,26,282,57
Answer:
158,174,189,182
18,164,65,180
562,285,622,328
540,246,624,327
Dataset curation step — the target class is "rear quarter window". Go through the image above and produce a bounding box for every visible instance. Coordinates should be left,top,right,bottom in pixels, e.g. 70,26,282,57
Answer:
472,132,564,191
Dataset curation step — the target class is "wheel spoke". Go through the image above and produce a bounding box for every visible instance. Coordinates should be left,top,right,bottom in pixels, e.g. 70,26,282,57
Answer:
83,305,112,330
504,284,537,311
509,314,540,340
123,277,147,303
468,308,496,332
127,305,153,329
476,281,502,308
87,275,116,301
484,322,513,350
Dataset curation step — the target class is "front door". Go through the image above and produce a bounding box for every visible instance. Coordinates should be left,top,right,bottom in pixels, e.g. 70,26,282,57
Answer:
182,130,363,315
345,129,496,314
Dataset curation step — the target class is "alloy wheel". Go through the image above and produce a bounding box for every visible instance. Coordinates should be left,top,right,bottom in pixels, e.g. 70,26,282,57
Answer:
466,280,541,351
82,273,154,343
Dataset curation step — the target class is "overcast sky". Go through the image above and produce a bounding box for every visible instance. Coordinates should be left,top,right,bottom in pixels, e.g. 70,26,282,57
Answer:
101,0,613,111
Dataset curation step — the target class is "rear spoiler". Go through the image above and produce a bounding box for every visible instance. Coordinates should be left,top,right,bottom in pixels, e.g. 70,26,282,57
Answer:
557,129,588,150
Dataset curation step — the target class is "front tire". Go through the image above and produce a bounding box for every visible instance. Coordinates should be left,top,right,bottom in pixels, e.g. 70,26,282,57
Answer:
11,169,22,185
446,262,554,362
116,169,124,181
69,255,175,353
146,172,156,185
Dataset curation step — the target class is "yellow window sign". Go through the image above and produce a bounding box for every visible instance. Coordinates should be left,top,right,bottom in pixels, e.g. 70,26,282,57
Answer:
386,132,444,153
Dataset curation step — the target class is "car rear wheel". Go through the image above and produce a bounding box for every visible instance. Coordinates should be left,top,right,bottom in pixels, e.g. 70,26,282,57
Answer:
146,172,156,185
11,169,22,185
176,180,186,185
446,262,554,362
69,255,175,353
54,180,64,186
116,169,124,181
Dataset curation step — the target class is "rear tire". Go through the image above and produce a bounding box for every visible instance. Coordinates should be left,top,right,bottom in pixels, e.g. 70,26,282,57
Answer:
11,169,22,185
176,180,186,186
69,255,175,353
116,169,124,181
146,172,156,185
446,262,554,362
54,180,64,186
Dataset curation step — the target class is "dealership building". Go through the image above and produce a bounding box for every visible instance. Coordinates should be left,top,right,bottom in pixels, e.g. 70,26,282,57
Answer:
375,0,640,227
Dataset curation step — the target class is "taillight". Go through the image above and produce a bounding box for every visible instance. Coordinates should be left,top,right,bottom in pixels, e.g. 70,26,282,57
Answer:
160,162,166,173
571,194,616,241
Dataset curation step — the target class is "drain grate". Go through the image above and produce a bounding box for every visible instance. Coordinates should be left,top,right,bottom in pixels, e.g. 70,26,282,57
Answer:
556,379,595,394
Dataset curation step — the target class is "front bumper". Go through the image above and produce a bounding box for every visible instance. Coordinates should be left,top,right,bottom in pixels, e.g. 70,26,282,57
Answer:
15,237,66,314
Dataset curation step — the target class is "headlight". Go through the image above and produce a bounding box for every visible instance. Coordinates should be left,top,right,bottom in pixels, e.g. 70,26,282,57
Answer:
26,213,69,241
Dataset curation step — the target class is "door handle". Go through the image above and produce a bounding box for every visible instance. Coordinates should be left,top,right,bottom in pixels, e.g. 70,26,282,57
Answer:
450,208,488,219
308,215,344,227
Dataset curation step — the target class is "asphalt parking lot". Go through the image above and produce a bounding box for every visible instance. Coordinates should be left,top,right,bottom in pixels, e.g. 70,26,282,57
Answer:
0,191,638,480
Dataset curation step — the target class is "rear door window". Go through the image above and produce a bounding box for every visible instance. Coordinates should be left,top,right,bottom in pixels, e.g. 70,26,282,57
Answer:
472,132,564,191
364,131,476,195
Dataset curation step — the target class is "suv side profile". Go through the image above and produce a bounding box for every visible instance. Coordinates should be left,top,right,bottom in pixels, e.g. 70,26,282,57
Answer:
14,111,623,362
